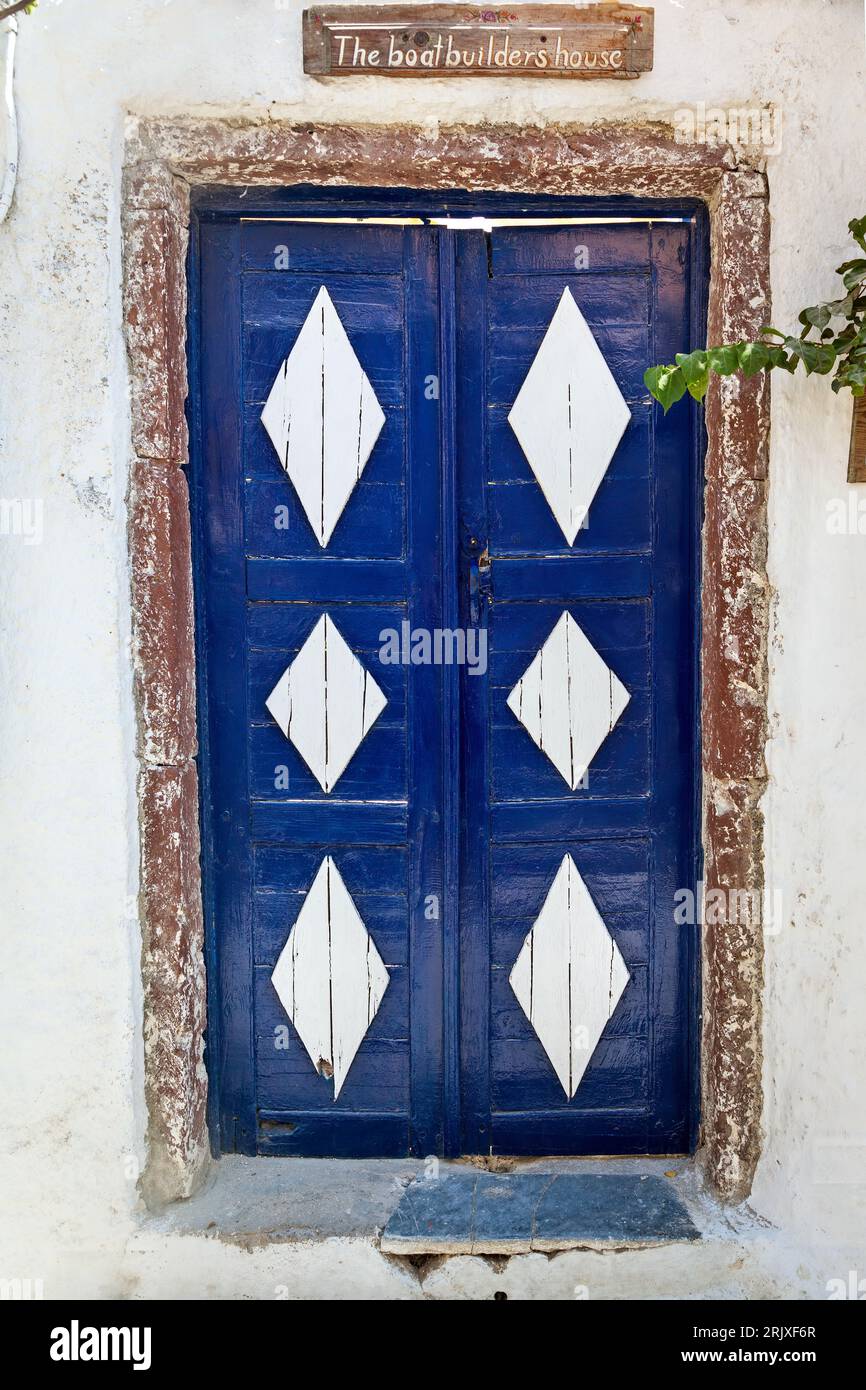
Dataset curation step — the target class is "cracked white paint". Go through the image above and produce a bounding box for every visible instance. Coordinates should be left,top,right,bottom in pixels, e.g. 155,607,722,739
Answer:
265,613,387,792
508,287,630,543
507,611,630,789
510,855,630,1098
271,856,389,1098
261,286,385,547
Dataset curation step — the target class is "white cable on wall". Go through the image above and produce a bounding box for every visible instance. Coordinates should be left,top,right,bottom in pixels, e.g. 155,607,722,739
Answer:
0,16,19,225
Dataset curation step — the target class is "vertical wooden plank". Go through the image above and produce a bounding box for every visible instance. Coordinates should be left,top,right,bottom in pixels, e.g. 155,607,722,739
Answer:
439,231,462,1158
280,859,332,1078
320,291,386,542
406,226,447,1155
195,218,257,1153
648,219,701,1150
566,858,630,1094
322,615,387,791
538,627,574,789
455,230,493,1155
847,395,866,483
525,858,572,1094
327,858,390,1096
285,613,328,788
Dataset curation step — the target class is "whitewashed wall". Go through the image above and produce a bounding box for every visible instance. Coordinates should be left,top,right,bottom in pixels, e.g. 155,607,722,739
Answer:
0,0,864,1299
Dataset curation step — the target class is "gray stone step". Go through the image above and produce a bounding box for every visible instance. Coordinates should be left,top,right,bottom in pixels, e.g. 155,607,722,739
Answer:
380,1171,700,1255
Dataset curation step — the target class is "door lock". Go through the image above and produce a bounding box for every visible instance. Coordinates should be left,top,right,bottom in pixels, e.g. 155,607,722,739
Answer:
469,544,492,624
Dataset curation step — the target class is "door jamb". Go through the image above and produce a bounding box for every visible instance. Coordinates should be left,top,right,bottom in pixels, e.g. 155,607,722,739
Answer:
123,122,769,1207
437,229,463,1159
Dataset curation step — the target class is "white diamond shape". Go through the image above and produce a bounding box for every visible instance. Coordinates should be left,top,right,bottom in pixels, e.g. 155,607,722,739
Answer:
507,287,631,544
266,613,387,793
261,285,386,547
510,855,630,1099
272,856,390,1098
506,611,630,790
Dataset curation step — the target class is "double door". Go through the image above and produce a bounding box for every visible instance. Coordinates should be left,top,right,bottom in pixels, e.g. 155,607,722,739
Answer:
192,196,702,1157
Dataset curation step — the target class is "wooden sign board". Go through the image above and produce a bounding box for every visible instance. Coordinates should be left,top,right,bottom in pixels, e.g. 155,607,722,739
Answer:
303,5,654,79
847,395,866,483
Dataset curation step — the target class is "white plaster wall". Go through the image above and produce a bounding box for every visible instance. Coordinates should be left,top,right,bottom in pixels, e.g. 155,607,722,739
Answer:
0,0,864,1299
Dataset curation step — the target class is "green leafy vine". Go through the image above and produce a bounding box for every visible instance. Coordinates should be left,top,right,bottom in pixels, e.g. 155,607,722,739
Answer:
645,216,866,412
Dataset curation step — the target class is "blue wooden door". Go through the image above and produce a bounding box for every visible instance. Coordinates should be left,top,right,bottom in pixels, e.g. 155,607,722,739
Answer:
195,216,446,1157
191,195,701,1159
455,223,700,1155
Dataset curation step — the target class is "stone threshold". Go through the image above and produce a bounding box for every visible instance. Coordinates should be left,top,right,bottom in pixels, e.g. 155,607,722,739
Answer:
380,1170,700,1256
142,1154,713,1255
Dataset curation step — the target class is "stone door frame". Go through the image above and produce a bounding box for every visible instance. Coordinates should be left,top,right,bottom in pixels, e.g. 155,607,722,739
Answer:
122,120,769,1206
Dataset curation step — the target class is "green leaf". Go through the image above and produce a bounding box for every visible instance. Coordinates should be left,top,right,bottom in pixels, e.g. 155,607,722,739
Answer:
685,379,709,401
836,360,866,393
646,214,866,404
784,336,807,366
645,364,687,412
660,368,688,409
786,338,836,375
674,350,710,399
706,345,740,374
827,293,856,318
799,304,832,331
738,342,771,377
659,367,688,411
814,345,838,374
675,350,708,383
833,324,859,349
766,345,792,370
849,216,866,251
644,365,666,401
841,260,866,291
